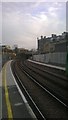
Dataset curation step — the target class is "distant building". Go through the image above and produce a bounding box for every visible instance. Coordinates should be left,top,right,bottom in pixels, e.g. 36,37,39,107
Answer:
18,48,28,53
38,36,51,53
37,32,68,54
13,44,18,49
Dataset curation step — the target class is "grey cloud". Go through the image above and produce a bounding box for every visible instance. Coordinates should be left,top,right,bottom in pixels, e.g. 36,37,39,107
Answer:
2,2,66,49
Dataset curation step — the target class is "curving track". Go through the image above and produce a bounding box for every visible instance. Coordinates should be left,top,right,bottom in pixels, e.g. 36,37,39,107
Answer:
24,60,68,105
11,60,68,120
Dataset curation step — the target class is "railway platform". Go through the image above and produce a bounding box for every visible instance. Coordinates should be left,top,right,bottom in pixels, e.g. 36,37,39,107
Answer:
0,60,36,119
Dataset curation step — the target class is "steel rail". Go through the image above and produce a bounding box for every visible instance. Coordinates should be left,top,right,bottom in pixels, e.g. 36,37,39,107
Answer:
19,63,68,109
28,59,65,71
25,61,67,81
24,62,67,89
11,61,46,120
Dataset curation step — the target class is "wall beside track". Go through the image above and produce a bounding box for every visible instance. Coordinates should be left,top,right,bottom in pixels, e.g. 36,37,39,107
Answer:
33,52,66,67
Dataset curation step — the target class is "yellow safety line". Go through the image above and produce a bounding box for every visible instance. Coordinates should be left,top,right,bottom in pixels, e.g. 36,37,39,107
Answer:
2,64,13,119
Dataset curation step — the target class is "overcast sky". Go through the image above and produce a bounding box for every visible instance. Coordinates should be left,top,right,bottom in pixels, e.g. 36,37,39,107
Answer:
0,0,67,49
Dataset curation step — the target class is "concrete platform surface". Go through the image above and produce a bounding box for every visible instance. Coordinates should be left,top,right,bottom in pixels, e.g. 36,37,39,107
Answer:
1,60,36,119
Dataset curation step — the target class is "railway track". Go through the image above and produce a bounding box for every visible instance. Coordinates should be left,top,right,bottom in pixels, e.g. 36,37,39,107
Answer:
11,60,68,120
24,60,68,104
27,59,66,78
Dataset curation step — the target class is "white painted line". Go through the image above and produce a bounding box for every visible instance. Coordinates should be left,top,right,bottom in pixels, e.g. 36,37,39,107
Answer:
9,61,37,119
10,63,27,103
14,102,23,106
16,70,45,119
